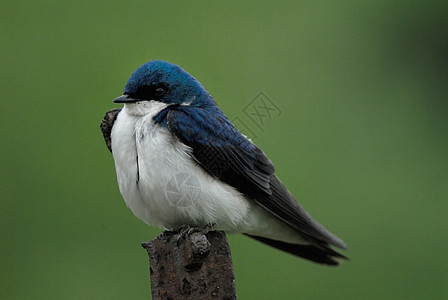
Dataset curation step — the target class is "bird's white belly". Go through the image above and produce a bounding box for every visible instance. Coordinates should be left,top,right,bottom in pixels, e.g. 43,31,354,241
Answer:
110,103,250,231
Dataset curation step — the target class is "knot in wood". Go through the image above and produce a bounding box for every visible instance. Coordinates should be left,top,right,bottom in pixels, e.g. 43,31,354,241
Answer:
184,232,211,271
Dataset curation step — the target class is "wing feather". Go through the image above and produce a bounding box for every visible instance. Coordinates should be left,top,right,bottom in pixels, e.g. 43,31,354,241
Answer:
165,106,347,250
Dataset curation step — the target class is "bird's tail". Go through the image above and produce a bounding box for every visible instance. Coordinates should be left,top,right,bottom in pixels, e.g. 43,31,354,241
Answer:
244,234,348,266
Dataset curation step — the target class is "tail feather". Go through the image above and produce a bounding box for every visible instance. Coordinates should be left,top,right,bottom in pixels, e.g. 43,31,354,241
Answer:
244,234,348,266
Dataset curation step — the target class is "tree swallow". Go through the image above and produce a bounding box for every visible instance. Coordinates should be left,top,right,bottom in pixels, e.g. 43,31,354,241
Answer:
101,60,347,265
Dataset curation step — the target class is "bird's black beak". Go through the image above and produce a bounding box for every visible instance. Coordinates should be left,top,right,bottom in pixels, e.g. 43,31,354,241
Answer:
113,94,140,103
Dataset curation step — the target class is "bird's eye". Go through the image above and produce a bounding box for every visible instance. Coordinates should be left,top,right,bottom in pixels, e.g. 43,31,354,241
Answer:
154,86,167,96
132,84,168,100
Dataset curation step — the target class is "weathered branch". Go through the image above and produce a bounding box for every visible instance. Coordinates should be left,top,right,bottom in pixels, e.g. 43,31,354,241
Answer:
141,229,237,300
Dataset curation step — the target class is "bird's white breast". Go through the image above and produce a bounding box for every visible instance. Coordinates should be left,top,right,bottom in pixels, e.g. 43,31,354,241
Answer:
110,101,250,231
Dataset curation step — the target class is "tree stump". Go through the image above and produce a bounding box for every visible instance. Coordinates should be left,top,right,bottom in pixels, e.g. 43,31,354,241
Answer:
141,229,237,300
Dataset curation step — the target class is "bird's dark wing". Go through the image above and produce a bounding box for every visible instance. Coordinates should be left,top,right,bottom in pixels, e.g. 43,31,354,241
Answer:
164,106,347,256
100,108,121,152
243,234,347,265
164,105,275,195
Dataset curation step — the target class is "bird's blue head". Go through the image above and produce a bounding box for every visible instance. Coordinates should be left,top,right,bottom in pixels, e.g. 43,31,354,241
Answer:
113,60,211,107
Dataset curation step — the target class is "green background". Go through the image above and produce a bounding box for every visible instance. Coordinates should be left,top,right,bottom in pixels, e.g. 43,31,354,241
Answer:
2,1,447,299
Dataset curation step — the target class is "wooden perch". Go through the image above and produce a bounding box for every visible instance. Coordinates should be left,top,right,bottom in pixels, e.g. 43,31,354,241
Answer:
141,229,237,300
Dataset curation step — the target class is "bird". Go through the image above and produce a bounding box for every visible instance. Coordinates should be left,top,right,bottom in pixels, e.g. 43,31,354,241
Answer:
101,60,347,265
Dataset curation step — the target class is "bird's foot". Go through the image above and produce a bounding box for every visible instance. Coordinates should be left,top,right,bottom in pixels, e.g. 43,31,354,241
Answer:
204,222,216,233
174,223,216,246
156,229,178,239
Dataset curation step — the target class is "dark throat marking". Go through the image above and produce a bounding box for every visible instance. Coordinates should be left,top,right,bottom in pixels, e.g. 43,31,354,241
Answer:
133,130,140,187
136,153,140,186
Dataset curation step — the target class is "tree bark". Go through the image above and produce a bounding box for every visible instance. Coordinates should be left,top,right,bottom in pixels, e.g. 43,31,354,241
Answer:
141,229,237,300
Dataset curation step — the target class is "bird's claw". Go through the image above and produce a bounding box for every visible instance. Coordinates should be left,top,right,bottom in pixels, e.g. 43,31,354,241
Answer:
156,229,177,239
157,223,216,245
174,223,216,246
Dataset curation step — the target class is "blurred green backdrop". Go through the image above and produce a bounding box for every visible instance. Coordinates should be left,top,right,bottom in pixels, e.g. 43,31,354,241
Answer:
2,1,447,299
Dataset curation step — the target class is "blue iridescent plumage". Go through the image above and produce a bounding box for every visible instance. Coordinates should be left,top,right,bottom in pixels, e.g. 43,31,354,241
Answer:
123,60,210,107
